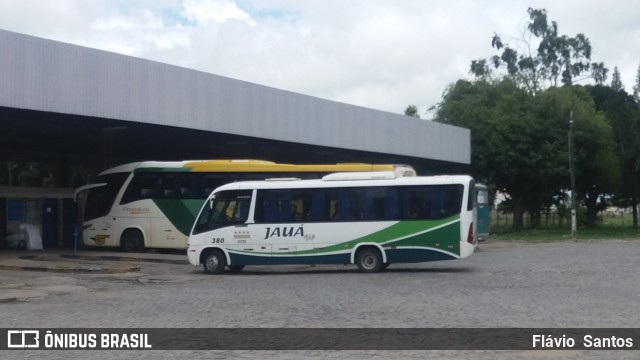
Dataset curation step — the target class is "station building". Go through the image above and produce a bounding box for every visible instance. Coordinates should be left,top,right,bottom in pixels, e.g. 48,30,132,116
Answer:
0,29,470,249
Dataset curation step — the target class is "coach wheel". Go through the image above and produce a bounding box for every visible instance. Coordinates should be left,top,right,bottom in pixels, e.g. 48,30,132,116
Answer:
356,248,383,273
203,250,227,274
228,264,245,273
120,229,145,253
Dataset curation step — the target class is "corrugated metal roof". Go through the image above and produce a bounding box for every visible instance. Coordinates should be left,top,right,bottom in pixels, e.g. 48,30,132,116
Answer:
0,29,470,165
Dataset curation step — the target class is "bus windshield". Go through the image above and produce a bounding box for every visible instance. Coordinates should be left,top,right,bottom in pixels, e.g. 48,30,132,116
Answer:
194,190,252,234
83,173,129,221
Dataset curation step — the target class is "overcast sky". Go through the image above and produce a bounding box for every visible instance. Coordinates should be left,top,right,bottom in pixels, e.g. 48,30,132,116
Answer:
1,0,638,117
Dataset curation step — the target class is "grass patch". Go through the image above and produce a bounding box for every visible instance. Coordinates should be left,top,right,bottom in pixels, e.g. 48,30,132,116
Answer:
488,211,640,241
490,225,640,242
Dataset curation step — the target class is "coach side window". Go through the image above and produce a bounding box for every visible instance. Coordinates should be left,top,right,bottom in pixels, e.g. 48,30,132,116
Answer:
402,187,430,220
120,173,158,204
441,187,462,217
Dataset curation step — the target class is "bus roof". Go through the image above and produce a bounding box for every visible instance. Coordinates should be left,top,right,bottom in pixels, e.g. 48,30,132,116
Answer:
97,160,416,176
208,173,473,196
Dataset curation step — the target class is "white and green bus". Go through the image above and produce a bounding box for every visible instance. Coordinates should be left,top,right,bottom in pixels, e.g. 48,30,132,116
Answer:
75,160,416,251
187,171,476,273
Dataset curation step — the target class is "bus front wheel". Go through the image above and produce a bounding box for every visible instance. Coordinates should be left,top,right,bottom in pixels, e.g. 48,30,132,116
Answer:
356,248,383,273
203,250,227,274
120,229,145,253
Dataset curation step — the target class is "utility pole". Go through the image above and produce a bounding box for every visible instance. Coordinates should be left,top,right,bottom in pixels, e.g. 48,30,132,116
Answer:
568,111,577,241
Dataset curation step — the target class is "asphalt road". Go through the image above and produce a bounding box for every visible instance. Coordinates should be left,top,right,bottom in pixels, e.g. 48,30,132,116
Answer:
1,240,639,359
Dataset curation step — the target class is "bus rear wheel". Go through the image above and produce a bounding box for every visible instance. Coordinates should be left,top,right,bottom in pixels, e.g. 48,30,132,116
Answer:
356,248,383,273
203,250,227,274
120,229,145,253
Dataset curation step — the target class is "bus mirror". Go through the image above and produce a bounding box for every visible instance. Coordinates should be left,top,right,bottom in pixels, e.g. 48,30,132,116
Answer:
73,183,108,202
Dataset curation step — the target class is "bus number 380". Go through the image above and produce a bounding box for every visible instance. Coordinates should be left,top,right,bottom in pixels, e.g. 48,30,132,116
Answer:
211,238,225,244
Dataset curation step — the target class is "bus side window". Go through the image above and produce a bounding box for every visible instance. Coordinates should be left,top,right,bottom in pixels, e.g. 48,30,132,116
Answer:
429,188,444,219
363,194,376,220
348,189,365,220
163,189,176,198
257,190,295,222
361,188,386,220
141,188,155,197
278,192,292,221
235,200,250,222
384,188,399,220
264,197,279,222
307,189,325,221
172,173,196,199
121,173,158,204
337,190,350,221
441,188,461,217
403,187,429,220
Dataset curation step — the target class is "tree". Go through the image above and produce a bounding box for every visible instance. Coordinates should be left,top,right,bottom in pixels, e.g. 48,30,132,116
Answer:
591,62,608,85
404,105,420,118
563,87,621,227
444,7,620,231
611,66,624,91
529,86,619,228
588,85,640,229
470,8,605,94
436,79,567,231
633,64,640,104
437,81,620,230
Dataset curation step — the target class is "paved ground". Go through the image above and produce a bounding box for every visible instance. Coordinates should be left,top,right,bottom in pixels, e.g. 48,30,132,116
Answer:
0,240,639,359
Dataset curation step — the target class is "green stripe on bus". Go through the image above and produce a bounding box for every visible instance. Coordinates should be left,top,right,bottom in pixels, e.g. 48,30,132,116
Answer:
296,215,460,256
385,222,461,255
152,199,204,235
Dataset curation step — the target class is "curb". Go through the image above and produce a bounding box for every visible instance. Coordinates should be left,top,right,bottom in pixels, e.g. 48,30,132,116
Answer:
58,254,188,265
0,253,186,274
0,264,140,274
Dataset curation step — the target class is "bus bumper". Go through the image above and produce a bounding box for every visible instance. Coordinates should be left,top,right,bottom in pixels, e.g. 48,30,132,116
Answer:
187,246,200,266
460,241,475,258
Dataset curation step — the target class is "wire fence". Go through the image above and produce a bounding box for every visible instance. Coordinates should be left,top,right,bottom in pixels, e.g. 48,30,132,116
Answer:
491,209,637,229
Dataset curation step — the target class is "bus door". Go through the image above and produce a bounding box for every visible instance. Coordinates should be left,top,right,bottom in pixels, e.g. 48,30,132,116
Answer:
230,198,271,258
476,185,490,242
150,217,181,248
251,189,303,257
